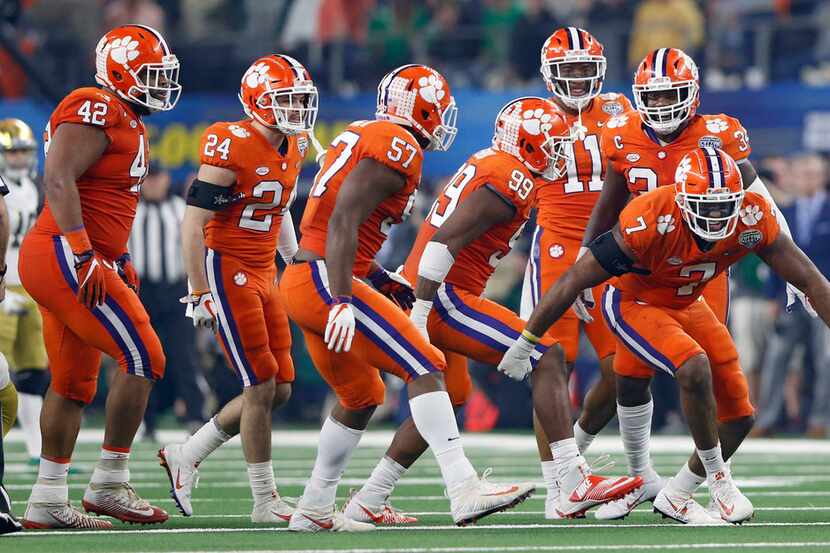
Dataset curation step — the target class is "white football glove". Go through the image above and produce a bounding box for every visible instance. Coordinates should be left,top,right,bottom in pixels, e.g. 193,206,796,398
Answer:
571,246,595,323
181,290,217,331
497,333,537,381
1,290,27,315
786,283,817,317
409,298,432,341
325,298,356,352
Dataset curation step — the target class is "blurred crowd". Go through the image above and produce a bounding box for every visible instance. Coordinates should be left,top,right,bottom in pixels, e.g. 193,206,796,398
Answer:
1,0,830,100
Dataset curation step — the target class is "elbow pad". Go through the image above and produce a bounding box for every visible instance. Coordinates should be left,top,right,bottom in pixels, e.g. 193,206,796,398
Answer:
186,179,234,211
588,231,647,276
418,241,455,283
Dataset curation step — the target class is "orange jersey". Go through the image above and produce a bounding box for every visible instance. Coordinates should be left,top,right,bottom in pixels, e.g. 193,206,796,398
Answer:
404,148,535,296
201,119,305,267
299,120,423,278
33,87,149,259
535,93,634,241
616,186,779,309
602,113,751,196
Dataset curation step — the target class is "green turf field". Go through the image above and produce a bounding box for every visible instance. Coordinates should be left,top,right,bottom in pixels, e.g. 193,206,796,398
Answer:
4,431,830,552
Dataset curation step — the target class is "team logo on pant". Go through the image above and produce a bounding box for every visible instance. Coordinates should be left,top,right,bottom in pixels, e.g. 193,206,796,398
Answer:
549,244,564,258
233,271,248,286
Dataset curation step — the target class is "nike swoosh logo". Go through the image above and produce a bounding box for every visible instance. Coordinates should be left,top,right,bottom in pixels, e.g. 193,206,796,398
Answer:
718,499,734,516
359,504,384,523
273,511,291,521
302,514,333,529
448,436,460,442
482,485,519,497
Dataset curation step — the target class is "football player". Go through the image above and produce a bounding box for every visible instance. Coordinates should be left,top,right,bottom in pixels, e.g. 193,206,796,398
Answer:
500,148,830,523
0,175,21,535
344,97,643,524
0,119,49,466
19,25,179,529
519,28,646,518
158,54,314,524
281,64,533,531
573,48,804,519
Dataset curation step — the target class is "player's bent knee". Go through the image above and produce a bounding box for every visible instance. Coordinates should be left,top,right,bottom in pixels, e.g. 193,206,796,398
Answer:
272,382,292,409
534,344,568,382
616,374,652,406
244,377,276,406
52,378,97,406
676,353,712,392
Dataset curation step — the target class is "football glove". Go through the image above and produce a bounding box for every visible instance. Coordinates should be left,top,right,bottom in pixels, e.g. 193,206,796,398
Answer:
786,283,817,317
181,290,217,331
324,296,355,352
115,252,140,293
497,331,537,381
367,266,416,311
409,298,432,340
74,250,107,309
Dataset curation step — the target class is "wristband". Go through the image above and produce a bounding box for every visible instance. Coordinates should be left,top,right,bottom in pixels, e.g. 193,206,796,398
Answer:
65,227,93,254
521,328,540,344
331,295,352,305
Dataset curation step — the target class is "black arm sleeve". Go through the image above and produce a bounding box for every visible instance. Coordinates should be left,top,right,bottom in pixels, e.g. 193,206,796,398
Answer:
588,230,650,276
186,179,234,211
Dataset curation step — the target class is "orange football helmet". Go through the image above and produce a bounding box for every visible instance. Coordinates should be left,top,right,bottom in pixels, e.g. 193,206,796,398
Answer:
540,27,606,110
376,64,457,152
94,24,181,112
633,47,700,134
238,54,318,135
492,97,572,179
674,147,744,241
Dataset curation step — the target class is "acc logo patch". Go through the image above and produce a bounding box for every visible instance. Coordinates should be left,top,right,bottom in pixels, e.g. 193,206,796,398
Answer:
602,101,623,116
549,244,564,258
698,136,722,150
233,271,248,286
738,229,763,249
256,167,270,176
626,153,640,163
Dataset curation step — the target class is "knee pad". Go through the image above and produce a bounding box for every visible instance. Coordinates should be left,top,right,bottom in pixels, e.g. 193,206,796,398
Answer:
12,368,50,396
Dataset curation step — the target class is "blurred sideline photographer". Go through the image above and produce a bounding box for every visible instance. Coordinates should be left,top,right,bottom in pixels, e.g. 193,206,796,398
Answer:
0,119,47,465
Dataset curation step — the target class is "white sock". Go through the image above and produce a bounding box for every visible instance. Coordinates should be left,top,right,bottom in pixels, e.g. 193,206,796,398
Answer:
90,447,130,484
409,391,476,490
573,421,596,454
31,457,70,504
18,393,43,459
303,416,363,508
550,438,581,480
181,416,232,466
671,461,705,495
356,456,407,507
697,444,727,482
540,460,559,498
247,461,277,506
618,401,654,476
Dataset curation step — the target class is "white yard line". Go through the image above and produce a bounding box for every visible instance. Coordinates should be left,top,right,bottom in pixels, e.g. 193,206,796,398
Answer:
125,544,830,553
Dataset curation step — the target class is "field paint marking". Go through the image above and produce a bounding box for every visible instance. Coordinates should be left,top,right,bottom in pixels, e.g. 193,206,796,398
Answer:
9,522,830,537
133,544,830,553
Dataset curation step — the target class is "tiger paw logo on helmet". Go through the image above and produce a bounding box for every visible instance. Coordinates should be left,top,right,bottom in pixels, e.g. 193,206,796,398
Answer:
739,204,763,226
106,36,141,65
243,63,270,88
521,108,554,135
416,74,446,104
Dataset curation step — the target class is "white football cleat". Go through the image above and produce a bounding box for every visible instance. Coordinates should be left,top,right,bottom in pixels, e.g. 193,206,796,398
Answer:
594,471,666,520
343,490,417,524
557,457,643,518
652,484,726,525
251,493,295,523
544,479,562,520
82,481,168,525
708,470,753,524
22,501,114,530
288,503,375,532
158,444,199,516
449,468,535,527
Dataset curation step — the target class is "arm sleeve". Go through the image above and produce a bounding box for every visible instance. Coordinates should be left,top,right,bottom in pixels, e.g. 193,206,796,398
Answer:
277,211,298,264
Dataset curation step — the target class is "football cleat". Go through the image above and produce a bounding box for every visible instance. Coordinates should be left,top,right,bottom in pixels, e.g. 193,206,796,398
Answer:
343,489,417,525
557,457,643,518
251,493,295,523
708,470,753,524
449,468,535,527
544,479,563,520
21,501,113,529
288,503,375,533
82,482,168,525
158,444,199,516
0,484,22,535
594,471,666,520
652,484,726,525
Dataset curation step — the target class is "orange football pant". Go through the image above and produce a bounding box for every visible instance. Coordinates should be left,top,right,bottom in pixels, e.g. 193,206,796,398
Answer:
279,260,445,410
205,249,294,387
601,285,753,422
19,232,165,404
522,227,615,363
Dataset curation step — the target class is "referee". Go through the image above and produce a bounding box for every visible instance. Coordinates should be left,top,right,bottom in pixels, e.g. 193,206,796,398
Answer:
129,166,207,439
